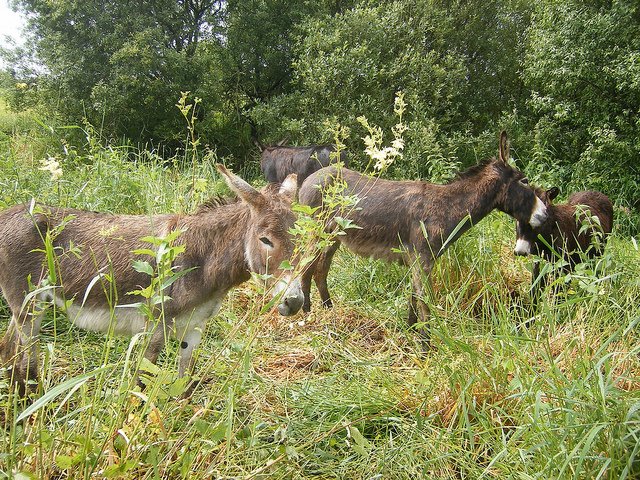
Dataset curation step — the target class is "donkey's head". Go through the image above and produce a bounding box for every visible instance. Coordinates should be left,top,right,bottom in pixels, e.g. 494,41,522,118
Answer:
217,165,304,316
514,186,559,256
494,131,548,228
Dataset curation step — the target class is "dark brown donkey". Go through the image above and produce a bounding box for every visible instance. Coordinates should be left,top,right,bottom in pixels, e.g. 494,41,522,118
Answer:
0,165,304,394
514,187,613,301
299,132,548,340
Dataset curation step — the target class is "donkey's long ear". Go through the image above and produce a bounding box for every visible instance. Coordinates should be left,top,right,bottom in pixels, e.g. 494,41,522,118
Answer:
499,131,509,163
253,138,265,152
279,173,298,203
546,186,560,201
216,164,264,209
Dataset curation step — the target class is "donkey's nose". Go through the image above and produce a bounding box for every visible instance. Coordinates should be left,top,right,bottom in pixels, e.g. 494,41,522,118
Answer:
514,238,532,256
278,293,304,316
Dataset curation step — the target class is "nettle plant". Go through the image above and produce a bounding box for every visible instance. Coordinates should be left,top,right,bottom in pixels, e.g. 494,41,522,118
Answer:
288,94,409,278
534,205,616,300
125,230,195,395
565,206,616,297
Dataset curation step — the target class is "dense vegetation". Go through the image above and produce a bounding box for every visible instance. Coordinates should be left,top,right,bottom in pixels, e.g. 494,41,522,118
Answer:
0,0,639,478
1,92,639,479
2,0,639,209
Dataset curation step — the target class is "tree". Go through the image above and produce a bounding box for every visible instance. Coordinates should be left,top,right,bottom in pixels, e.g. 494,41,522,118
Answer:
524,0,640,204
220,0,357,147
8,0,224,143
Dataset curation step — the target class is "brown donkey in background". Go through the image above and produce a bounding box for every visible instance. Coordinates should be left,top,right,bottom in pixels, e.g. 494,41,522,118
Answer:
299,132,548,341
514,187,613,302
0,165,304,395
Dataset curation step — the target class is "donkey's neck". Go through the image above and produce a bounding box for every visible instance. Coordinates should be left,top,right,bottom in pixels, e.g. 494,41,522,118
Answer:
433,163,502,251
180,203,253,294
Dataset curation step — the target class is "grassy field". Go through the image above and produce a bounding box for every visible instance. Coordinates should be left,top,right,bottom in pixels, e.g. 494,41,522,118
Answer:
0,107,639,479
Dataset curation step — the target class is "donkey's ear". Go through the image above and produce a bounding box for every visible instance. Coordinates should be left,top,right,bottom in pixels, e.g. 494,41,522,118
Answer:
216,164,264,209
279,173,298,202
499,131,509,163
546,186,560,201
252,138,265,152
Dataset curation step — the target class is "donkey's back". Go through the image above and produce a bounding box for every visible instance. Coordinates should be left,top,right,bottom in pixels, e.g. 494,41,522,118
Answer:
299,166,450,259
0,203,171,319
262,145,348,184
567,190,614,235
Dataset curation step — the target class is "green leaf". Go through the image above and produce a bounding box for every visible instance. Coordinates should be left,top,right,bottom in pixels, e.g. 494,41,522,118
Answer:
17,366,111,423
132,248,156,257
55,455,79,469
348,425,371,456
132,260,154,276
167,375,191,397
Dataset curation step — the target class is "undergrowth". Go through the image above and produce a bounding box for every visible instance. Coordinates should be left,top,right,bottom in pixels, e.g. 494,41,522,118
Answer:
0,108,638,479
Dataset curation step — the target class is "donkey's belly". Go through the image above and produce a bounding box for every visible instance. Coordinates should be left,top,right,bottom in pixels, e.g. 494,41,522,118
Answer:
341,236,403,263
174,296,223,337
63,300,149,336
44,292,223,337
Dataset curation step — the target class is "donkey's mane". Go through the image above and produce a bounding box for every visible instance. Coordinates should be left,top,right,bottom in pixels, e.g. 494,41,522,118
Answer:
451,157,498,183
195,195,239,213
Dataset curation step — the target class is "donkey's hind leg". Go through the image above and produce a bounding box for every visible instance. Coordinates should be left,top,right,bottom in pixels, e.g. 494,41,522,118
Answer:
1,309,44,396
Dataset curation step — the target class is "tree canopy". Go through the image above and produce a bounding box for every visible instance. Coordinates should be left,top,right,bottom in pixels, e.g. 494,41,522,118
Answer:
2,0,638,205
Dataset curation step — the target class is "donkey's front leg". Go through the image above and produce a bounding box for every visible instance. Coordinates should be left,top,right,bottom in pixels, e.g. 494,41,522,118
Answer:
301,263,314,313
530,259,547,309
1,312,43,396
407,253,433,348
177,327,203,378
137,324,167,389
314,241,340,309
302,241,339,313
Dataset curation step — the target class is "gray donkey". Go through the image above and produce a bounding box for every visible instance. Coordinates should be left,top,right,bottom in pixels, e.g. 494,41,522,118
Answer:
259,144,349,185
0,165,304,394
299,132,548,341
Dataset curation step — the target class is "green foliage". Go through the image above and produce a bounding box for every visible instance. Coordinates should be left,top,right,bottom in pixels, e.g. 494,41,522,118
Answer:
5,0,224,145
0,109,638,479
524,0,640,206
2,0,638,213
251,2,466,156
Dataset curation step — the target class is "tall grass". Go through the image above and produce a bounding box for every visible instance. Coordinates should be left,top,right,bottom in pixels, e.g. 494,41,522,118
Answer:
0,111,639,479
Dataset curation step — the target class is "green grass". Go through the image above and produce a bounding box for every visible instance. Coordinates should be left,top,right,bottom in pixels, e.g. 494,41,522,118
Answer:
0,112,639,479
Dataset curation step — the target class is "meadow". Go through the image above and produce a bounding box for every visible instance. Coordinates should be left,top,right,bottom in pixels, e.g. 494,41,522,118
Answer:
0,105,639,479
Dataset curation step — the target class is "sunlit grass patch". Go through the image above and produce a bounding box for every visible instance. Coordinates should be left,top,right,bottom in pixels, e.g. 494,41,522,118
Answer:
0,113,638,478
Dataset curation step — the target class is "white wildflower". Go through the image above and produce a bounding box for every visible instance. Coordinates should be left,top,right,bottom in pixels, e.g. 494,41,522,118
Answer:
391,137,405,151
39,156,63,181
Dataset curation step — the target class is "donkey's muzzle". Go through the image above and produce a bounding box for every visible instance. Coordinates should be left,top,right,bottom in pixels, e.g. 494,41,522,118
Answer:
274,277,304,316
278,292,304,316
514,238,532,256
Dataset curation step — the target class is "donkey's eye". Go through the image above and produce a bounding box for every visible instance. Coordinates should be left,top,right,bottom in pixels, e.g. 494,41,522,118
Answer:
519,177,529,185
259,236,274,248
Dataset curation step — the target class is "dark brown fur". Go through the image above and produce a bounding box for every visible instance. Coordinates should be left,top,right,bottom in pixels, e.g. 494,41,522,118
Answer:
298,132,547,342
515,187,613,300
0,167,303,395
